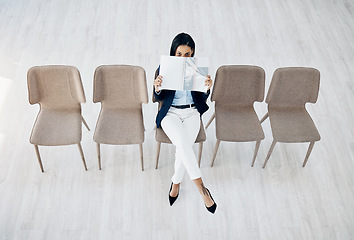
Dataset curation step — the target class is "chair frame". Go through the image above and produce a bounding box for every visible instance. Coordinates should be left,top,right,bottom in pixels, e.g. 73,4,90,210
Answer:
28,65,89,172
260,115,317,168
260,67,320,168
208,65,265,167
93,65,147,171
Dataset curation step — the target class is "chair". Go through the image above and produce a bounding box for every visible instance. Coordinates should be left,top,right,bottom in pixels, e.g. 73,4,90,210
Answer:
93,65,148,171
208,65,265,167
153,69,206,169
27,65,90,172
260,67,321,168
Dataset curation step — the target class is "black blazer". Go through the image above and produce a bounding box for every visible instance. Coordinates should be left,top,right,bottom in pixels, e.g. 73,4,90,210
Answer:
154,89,210,128
153,66,210,128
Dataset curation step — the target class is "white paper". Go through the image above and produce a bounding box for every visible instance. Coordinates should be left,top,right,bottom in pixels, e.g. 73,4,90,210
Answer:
159,56,209,92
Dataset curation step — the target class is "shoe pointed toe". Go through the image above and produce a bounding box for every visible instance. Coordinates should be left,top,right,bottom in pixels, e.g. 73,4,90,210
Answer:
169,183,179,206
206,203,217,214
205,188,217,214
169,195,178,206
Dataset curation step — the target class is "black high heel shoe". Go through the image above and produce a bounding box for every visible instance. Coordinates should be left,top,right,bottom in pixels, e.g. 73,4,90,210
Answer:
169,183,179,206
205,188,217,214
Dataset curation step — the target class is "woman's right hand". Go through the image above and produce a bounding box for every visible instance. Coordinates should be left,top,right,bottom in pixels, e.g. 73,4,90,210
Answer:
154,75,163,92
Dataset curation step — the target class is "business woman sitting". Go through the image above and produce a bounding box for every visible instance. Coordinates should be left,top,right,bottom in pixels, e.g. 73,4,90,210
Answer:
154,32,217,214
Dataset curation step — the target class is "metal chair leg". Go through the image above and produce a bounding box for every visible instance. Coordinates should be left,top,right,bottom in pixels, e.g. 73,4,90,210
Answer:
155,142,161,169
302,142,315,167
198,142,203,167
81,116,90,131
260,112,269,123
251,141,261,167
210,140,221,167
205,112,215,129
263,140,276,168
77,143,88,171
139,143,144,171
34,145,44,172
96,143,101,170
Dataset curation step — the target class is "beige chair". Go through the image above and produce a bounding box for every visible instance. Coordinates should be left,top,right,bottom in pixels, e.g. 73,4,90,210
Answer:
93,65,148,171
208,65,265,167
260,67,321,168
27,65,89,172
153,69,206,169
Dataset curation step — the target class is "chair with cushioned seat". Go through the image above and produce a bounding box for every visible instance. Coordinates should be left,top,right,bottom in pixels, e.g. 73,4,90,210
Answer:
208,65,265,167
260,67,321,168
93,65,148,171
27,65,89,172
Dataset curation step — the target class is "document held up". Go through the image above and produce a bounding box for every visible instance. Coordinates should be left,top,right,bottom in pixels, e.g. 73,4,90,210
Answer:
159,56,209,92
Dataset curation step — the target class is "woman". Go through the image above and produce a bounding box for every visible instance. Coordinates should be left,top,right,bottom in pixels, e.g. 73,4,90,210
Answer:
153,33,217,214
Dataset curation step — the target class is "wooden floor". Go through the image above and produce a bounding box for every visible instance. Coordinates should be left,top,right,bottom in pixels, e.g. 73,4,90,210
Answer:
0,0,354,239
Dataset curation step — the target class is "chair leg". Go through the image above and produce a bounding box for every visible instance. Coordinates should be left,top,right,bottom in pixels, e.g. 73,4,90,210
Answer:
251,141,261,167
139,143,144,171
210,140,221,167
198,142,203,167
205,112,215,129
302,142,315,167
155,142,161,169
260,112,269,123
263,140,276,168
96,143,101,170
77,143,88,171
34,145,44,172
81,116,90,131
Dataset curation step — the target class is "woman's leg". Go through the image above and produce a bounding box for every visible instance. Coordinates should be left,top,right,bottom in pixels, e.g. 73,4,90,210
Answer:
174,108,216,208
161,108,201,183
162,107,215,210
193,178,215,208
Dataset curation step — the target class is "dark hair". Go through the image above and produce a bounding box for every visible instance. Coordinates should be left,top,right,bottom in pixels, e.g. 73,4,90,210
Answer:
170,33,195,57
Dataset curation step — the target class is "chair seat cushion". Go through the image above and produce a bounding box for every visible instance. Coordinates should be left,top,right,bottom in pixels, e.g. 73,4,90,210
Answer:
215,105,265,142
269,107,321,142
30,108,82,146
93,108,144,145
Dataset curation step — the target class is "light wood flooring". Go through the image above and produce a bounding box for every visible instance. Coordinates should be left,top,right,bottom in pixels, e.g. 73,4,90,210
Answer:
0,0,354,239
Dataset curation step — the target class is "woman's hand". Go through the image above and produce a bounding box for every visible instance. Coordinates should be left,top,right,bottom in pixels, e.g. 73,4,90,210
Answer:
154,75,163,92
205,75,213,90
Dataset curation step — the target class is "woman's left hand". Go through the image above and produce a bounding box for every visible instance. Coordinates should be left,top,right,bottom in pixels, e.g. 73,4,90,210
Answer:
205,75,213,90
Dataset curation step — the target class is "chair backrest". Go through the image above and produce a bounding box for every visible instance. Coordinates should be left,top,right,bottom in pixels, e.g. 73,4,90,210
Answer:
211,65,265,105
152,68,159,103
27,65,86,108
93,65,148,107
266,67,320,107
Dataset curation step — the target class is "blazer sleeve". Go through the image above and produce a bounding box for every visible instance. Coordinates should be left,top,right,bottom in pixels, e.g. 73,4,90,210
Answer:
154,88,166,101
153,65,165,101
202,89,210,101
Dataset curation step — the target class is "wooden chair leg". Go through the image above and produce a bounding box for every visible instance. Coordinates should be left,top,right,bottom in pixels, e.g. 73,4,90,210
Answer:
139,143,144,171
96,143,101,170
210,140,221,167
198,142,203,167
34,145,44,172
81,116,90,131
205,112,215,129
263,140,276,168
251,141,261,167
77,143,88,171
260,112,269,123
155,142,161,169
302,142,315,167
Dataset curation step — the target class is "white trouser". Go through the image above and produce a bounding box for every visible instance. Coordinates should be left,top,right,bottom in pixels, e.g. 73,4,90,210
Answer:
161,106,202,183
